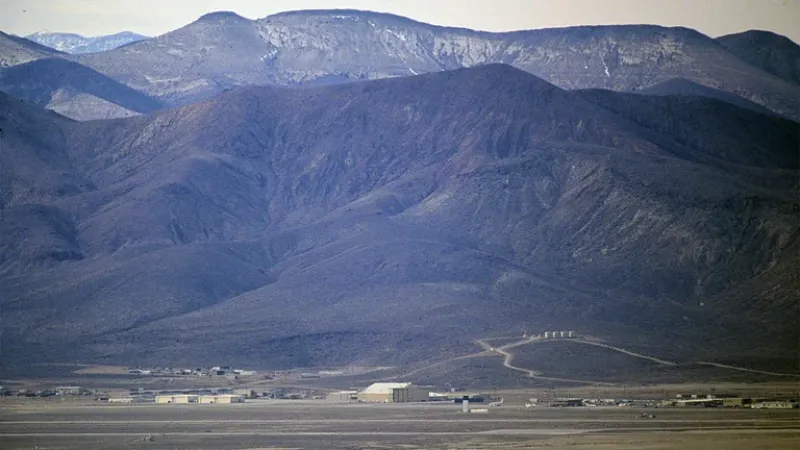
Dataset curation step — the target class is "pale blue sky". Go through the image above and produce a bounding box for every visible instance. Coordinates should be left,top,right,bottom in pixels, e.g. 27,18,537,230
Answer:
1,0,798,42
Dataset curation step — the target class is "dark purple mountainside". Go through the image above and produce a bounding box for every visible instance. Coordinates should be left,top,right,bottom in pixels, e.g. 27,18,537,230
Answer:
1,65,797,376
0,58,163,120
58,10,799,120
717,30,800,86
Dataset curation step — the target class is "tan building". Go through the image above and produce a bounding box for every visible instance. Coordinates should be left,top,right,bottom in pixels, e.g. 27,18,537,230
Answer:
326,390,358,402
358,382,410,403
155,395,198,404
198,395,245,404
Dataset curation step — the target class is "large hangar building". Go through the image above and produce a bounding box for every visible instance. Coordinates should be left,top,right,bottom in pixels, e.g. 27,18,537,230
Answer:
357,382,430,403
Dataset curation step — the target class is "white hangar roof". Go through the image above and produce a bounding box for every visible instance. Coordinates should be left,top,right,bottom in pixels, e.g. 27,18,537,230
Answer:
360,382,411,394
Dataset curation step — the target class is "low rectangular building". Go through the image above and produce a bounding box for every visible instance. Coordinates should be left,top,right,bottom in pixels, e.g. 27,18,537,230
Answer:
155,395,198,404
327,390,358,402
551,398,584,407
722,398,752,408
751,401,798,409
198,395,245,404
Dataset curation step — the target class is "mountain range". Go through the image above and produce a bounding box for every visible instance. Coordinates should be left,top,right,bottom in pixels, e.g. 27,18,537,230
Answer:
1,64,797,377
1,10,798,123
25,31,149,54
0,10,798,381
66,10,799,121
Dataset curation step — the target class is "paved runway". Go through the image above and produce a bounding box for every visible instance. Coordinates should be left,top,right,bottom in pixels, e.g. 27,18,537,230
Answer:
2,400,798,449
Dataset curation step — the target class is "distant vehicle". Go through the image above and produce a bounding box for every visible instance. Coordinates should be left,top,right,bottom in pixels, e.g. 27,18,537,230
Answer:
489,398,504,407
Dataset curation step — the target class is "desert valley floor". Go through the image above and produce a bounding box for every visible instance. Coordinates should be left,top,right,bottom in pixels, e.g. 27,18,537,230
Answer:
2,397,799,450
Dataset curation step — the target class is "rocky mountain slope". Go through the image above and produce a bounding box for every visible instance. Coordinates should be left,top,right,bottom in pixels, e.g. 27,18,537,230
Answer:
638,78,779,117
717,30,800,85
0,58,163,120
25,31,149,54
67,10,799,120
0,31,64,67
1,65,797,374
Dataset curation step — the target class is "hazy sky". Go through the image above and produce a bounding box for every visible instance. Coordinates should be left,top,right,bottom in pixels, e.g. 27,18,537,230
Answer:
1,0,798,42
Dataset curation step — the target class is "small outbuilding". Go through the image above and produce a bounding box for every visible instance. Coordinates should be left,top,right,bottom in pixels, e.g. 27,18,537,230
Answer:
326,390,358,402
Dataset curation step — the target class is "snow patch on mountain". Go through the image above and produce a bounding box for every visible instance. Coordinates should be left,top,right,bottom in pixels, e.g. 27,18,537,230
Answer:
26,31,149,54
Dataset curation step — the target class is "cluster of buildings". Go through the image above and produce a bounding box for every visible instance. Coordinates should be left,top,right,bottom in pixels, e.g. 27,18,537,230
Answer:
522,394,799,409
326,383,497,405
3,385,92,398
103,382,491,406
102,387,256,404
102,383,436,405
525,397,639,407
542,331,576,339
663,394,799,409
300,370,345,379
127,365,258,377
155,394,245,404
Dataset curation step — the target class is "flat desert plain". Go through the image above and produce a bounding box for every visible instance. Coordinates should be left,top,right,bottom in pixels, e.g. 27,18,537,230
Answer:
1,399,798,449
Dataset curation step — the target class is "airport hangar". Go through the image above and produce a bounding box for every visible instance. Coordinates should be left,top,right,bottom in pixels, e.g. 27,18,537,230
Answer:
355,382,431,403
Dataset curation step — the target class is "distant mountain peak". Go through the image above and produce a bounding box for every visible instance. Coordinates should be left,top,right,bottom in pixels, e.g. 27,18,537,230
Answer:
717,29,800,85
266,8,420,22
718,29,798,45
196,11,250,23
24,30,149,54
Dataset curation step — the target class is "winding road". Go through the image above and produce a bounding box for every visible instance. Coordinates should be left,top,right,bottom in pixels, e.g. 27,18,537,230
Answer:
388,332,799,384
475,337,617,386
694,361,800,378
567,340,677,366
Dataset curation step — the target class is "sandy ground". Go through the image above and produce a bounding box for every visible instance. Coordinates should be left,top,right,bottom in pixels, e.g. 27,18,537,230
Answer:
1,399,798,449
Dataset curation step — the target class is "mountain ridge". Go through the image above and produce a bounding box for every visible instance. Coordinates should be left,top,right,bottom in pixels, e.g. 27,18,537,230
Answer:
1,65,797,375
61,10,798,120
717,29,800,85
637,77,781,117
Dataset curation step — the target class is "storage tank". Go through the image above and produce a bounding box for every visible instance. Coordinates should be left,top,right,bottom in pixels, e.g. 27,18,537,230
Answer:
568,331,575,338
559,331,566,338
544,331,551,338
